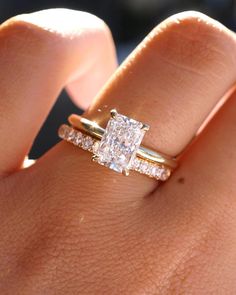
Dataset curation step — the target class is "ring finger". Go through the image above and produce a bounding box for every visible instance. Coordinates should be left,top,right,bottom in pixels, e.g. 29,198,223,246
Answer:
45,11,236,200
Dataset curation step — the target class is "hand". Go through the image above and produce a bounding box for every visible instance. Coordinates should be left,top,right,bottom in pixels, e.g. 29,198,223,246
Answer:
0,8,236,295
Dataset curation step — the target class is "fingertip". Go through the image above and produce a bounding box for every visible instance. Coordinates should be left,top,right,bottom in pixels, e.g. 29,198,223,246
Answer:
12,9,108,35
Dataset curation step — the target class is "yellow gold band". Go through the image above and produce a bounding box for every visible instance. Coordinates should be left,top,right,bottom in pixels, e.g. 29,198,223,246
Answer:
69,114,177,170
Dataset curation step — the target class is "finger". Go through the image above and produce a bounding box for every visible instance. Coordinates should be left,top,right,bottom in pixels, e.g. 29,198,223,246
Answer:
86,11,236,156
47,11,236,199
0,8,116,176
66,50,117,110
149,89,236,292
167,87,236,204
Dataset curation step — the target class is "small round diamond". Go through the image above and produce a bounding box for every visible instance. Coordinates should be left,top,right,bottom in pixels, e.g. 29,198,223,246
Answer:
159,167,171,181
73,131,83,146
132,158,141,170
58,124,68,139
67,128,76,141
82,136,94,151
154,166,162,180
139,161,148,174
93,141,99,153
148,164,157,177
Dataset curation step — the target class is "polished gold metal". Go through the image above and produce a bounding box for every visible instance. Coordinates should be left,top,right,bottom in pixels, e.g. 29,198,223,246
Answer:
141,124,150,131
92,155,99,162
110,109,118,118
68,114,177,169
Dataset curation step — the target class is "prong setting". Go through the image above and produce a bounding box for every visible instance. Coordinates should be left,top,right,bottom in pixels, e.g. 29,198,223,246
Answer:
110,109,118,118
141,124,150,131
92,155,99,162
122,169,130,176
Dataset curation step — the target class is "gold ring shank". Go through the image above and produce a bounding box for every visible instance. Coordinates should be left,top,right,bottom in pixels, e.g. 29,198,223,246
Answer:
69,114,177,169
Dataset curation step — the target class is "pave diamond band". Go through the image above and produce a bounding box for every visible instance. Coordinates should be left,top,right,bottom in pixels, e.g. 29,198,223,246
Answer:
58,124,171,181
58,110,177,181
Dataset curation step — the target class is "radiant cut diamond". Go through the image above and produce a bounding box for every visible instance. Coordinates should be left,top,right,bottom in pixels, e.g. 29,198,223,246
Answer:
95,111,147,174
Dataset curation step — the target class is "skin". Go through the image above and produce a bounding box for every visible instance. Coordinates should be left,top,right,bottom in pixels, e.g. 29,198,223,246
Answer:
0,8,236,295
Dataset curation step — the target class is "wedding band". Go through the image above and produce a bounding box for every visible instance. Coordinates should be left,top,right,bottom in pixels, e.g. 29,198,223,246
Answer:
58,110,177,181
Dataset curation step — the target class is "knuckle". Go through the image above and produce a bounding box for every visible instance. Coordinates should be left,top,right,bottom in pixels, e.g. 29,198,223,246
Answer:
148,11,236,73
0,9,113,61
0,16,56,59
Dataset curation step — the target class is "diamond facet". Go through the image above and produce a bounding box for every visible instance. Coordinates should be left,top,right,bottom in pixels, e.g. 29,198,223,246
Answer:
148,164,156,177
58,124,68,139
132,158,141,170
73,131,83,146
140,161,148,174
67,128,76,141
95,112,147,174
82,136,94,151
92,141,100,153
159,167,171,181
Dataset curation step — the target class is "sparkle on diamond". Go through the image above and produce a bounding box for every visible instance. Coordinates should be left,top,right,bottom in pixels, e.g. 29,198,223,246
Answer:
95,113,146,173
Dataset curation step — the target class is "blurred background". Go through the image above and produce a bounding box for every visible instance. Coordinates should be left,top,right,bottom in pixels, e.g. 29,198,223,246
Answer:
0,0,235,158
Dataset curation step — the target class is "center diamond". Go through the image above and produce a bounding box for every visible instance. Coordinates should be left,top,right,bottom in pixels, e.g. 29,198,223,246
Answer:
95,110,148,174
